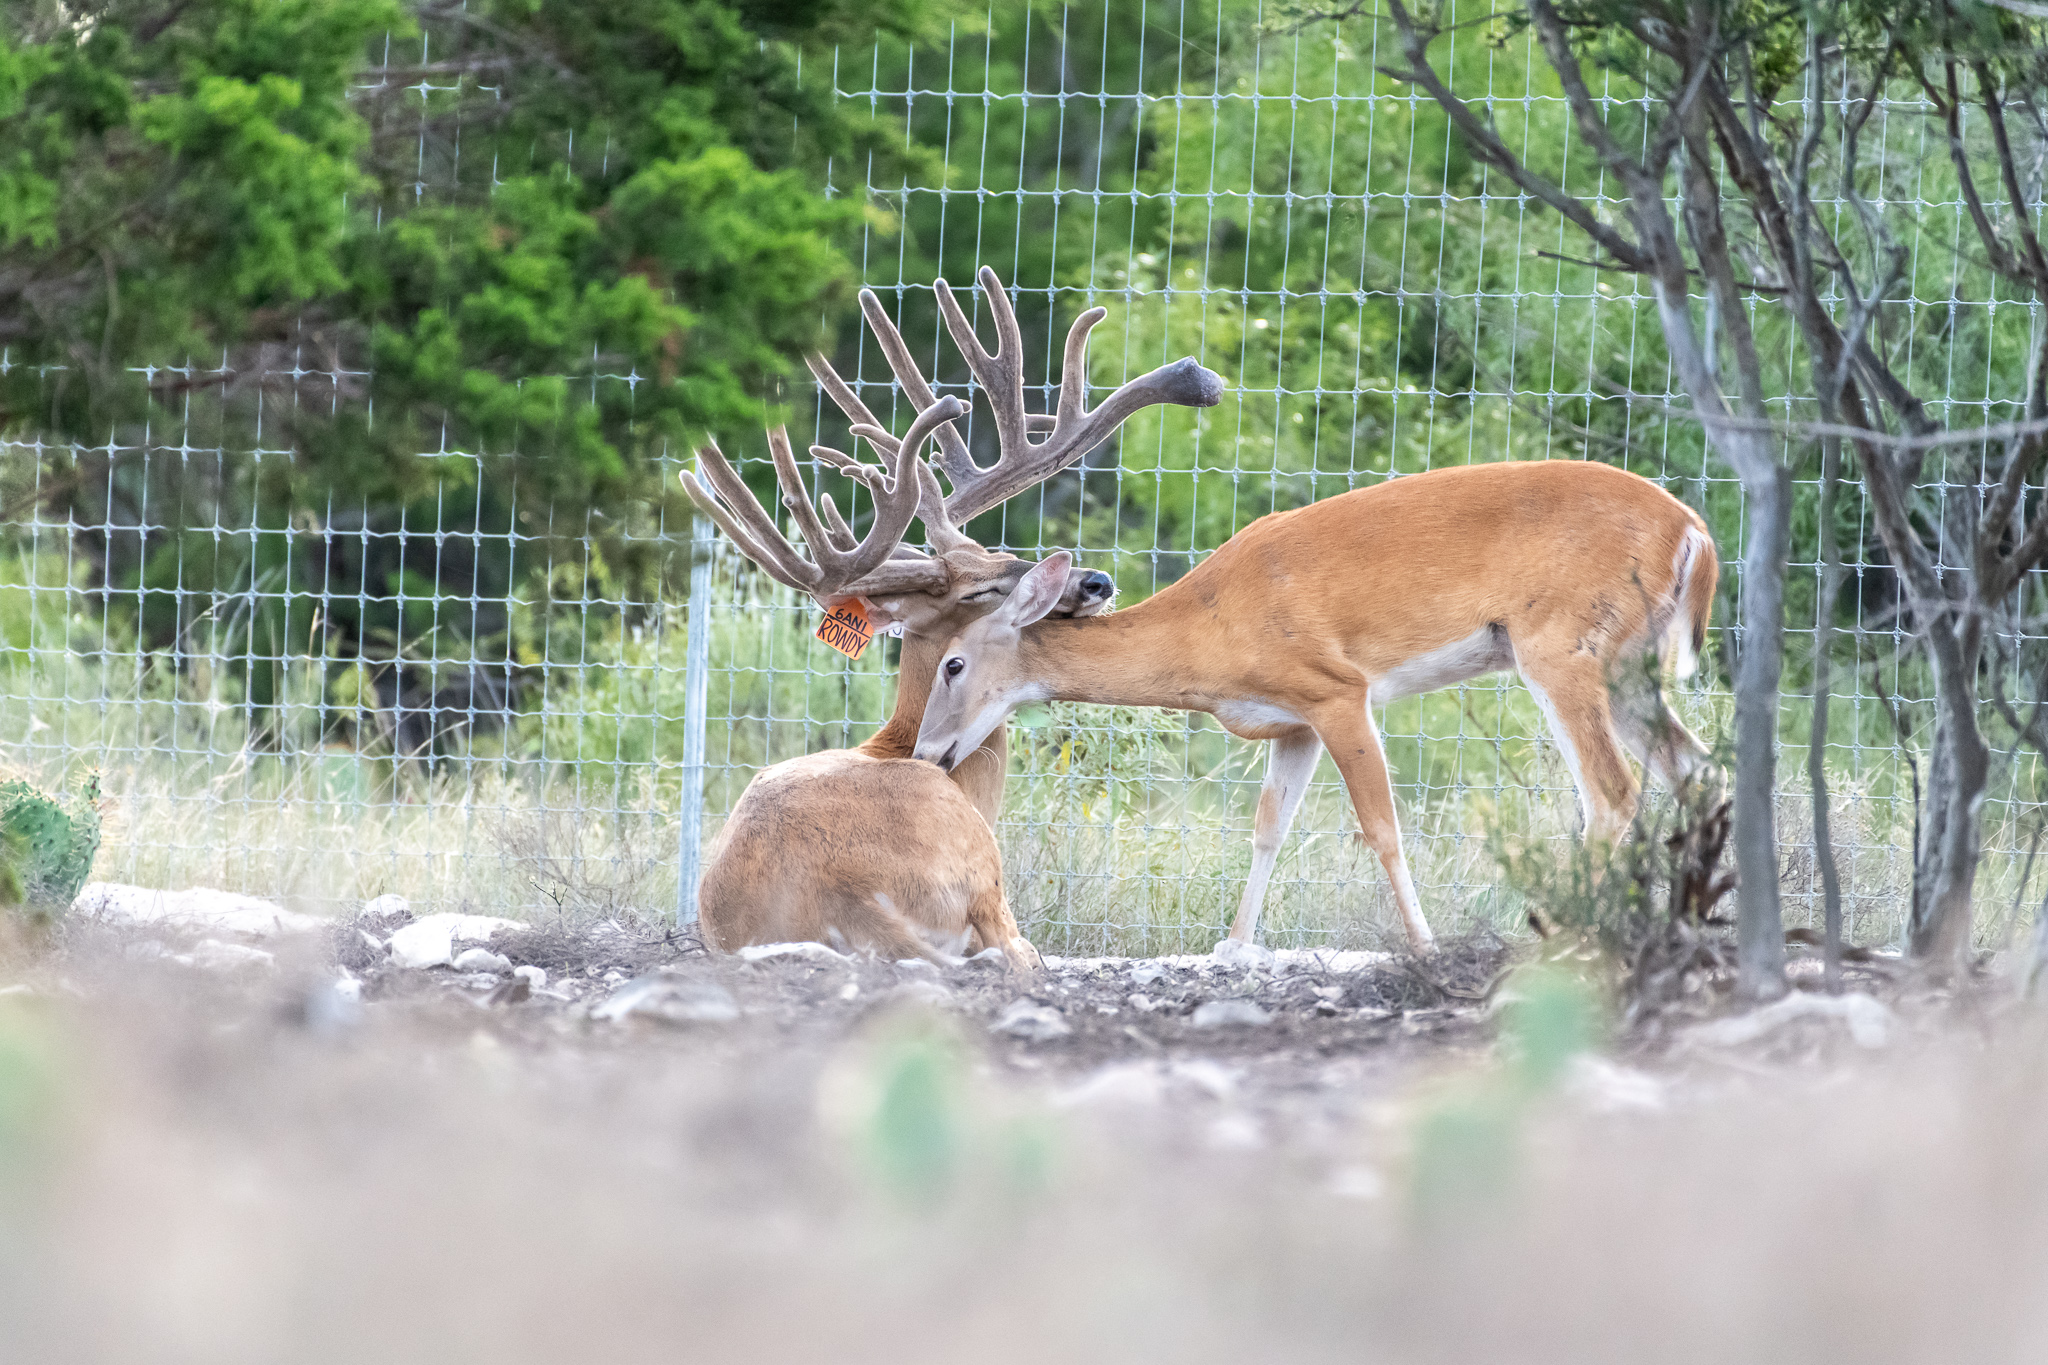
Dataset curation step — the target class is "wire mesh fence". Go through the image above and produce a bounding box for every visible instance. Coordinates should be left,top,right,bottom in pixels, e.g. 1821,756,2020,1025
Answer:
2,0,2044,954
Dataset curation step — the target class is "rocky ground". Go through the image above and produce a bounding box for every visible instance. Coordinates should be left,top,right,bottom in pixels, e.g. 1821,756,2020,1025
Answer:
2,883,2039,1365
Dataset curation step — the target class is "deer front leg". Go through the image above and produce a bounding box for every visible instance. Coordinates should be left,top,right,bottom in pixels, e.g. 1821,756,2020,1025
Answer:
1312,698,1435,952
1227,726,1323,944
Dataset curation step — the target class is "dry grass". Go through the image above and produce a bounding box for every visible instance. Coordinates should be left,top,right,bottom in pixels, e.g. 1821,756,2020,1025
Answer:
3,592,2042,956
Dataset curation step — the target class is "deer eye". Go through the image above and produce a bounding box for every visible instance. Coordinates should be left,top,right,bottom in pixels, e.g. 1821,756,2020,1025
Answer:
944,657,965,679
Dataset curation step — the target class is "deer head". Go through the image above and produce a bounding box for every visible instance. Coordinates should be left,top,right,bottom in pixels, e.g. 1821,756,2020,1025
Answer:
911,551,1074,771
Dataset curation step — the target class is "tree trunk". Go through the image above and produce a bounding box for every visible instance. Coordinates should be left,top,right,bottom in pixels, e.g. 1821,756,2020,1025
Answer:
1808,438,1847,993
1907,617,1990,972
1733,462,1792,999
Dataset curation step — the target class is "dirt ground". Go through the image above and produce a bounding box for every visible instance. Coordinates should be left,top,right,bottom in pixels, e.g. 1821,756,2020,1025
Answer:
1,899,2044,1365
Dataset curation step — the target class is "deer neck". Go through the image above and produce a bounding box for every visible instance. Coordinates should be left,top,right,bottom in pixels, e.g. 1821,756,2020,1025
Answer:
1016,595,1210,712
861,630,1009,824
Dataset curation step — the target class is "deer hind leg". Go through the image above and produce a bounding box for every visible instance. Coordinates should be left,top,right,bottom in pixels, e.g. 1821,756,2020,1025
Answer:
1515,650,1641,849
1227,726,1324,945
964,880,1042,973
1606,652,1719,797
825,889,957,966
1311,699,1434,952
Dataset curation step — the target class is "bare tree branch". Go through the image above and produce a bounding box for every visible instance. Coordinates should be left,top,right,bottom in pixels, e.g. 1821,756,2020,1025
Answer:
1377,0,1653,270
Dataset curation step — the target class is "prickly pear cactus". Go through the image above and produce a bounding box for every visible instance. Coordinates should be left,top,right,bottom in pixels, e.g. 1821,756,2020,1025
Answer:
0,773,102,919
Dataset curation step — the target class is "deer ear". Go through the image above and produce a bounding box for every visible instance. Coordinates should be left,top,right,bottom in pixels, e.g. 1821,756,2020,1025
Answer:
1000,552,1072,628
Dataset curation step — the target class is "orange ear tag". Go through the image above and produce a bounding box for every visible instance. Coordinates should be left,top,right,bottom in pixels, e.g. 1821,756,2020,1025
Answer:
815,598,876,660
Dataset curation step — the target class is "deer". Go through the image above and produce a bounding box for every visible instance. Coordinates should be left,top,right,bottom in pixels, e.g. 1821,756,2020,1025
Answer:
681,268,1224,969
909,458,1721,952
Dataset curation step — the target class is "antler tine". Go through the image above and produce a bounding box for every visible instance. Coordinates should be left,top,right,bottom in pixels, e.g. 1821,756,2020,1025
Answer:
856,288,979,482
765,426,843,580
934,267,1227,522
933,267,1031,487
805,347,890,452
912,458,977,554
813,487,860,553
812,427,973,555
801,394,969,593
805,293,978,487
682,395,968,604
681,439,820,594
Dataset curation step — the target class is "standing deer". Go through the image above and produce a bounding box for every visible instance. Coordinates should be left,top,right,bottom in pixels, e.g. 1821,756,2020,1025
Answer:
910,460,1720,951
682,268,1223,968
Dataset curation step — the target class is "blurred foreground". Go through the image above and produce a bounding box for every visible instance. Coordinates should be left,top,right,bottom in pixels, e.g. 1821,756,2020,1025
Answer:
0,916,2043,1364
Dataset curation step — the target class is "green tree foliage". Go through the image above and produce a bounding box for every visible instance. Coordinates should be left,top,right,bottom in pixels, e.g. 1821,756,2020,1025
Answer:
3,0,945,499
2,0,395,438
2,0,949,743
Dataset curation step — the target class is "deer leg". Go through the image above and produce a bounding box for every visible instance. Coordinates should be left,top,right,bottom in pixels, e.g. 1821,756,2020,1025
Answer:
1311,699,1434,952
828,890,956,966
965,883,1042,973
1607,656,1718,796
1227,726,1323,943
1515,651,1641,849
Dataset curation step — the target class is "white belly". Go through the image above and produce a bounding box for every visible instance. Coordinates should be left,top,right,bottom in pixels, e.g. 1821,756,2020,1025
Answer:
1367,626,1513,705
1212,698,1309,738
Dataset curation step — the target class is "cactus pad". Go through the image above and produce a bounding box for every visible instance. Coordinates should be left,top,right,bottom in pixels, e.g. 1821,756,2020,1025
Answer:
0,774,102,918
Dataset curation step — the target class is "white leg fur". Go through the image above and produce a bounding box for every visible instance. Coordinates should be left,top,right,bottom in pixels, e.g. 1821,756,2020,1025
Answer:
1227,727,1323,943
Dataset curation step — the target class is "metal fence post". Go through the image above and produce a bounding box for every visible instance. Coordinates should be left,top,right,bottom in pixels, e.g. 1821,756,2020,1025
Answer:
675,512,713,926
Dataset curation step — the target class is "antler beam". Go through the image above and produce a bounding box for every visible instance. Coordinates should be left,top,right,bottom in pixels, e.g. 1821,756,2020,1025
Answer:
932,266,1225,521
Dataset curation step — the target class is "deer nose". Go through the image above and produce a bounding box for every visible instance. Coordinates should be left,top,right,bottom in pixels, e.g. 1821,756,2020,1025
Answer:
1079,570,1113,602
933,743,958,772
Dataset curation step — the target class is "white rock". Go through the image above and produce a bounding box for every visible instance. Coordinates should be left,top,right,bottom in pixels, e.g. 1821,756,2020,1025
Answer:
385,913,524,970
1169,1058,1240,1100
1055,1062,1164,1108
1127,962,1168,988
1126,993,1159,1012
1567,1056,1668,1113
837,981,861,1002
592,976,740,1025
452,947,513,974
990,1000,1071,1042
1191,999,1272,1028
305,975,364,1032
360,894,410,920
895,958,941,978
882,980,954,1009
73,883,323,937
512,965,547,990
1206,1113,1265,1151
1211,938,1276,972
186,940,276,971
965,947,1009,968
1328,1165,1386,1200
736,941,850,965
1271,949,1393,975
1685,990,1896,1051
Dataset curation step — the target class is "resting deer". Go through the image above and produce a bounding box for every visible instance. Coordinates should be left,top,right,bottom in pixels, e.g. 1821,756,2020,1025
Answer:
911,460,1720,951
682,268,1223,968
